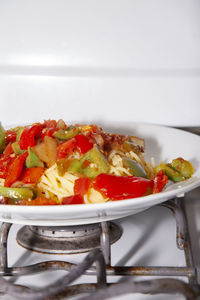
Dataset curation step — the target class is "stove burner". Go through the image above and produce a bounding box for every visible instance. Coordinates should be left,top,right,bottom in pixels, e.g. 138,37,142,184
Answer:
16,222,122,254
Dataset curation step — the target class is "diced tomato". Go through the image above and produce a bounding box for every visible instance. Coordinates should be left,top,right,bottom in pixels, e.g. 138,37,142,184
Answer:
0,155,15,179
20,167,45,184
74,177,91,196
152,170,168,193
92,174,153,201
5,152,28,187
57,138,76,159
3,143,13,156
75,134,93,154
62,194,84,205
19,124,43,150
5,130,17,143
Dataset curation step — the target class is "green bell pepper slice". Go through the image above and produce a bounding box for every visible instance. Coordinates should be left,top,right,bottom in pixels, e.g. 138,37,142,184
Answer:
155,163,185,182
16,127,25,141
67,159,82,174
54,128,80,140
0,186,36,200
12,142,25,155
25,147,44,168
79,146,110,178
170,158,194,179
67,146,110,178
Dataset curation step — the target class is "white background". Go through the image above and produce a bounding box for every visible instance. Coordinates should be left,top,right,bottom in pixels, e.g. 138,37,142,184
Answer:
0,0,200,126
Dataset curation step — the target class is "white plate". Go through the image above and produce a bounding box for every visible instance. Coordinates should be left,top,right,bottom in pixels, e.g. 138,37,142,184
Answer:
0,122,200,226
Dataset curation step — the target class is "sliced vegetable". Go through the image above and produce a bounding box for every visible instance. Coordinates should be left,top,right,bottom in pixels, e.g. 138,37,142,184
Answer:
41,128,57,139
43,136,58,167
74,177,91,196
57,138,76,159
16,127,25,141
19,124,43,150
62,194,84,205
20,167,45,184
56,159,67,176
92,174,153,200
170,157,194,179
26,147,44,168
67,159,82,174
54,127,80,140
0,155,15,179
122,157,146,177
0,123,6,153
12,142,25,155
152,170,168,193
0,186,36,200
56,159,77,176
79,145,110,178
5,152,28,187
3,143,13,156
5,130,17,143
156,163,185,182
32,142,49,164
75,134,93,154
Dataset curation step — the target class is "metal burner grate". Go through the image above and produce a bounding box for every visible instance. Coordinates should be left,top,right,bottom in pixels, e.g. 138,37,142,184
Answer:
0,198,200,299
16,222,122,254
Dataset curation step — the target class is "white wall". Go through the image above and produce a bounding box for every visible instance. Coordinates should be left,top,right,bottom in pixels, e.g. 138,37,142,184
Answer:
0,0,199,126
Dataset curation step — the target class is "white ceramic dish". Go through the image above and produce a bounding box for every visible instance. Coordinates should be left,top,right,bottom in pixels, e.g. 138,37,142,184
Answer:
0,122,200,226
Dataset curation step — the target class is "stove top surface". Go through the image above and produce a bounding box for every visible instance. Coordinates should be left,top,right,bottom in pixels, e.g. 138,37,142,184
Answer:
2,190,199,299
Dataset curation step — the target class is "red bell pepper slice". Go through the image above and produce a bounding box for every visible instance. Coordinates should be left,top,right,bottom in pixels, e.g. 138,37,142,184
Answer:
3,143,13,156
74,177,91,196
152,170,168,193
5,152,28,187
0,155,15,179
5,130,17,143
57,138,76,159
92,174,153,201
19,124,43,150
62,194,84,205
20,167,45,184
75,134,93,154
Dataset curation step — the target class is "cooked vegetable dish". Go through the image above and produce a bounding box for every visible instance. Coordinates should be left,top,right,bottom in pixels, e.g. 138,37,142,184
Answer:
0,120,194,205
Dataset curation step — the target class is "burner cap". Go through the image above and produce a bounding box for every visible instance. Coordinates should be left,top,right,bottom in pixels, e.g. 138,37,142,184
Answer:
16,223,122,254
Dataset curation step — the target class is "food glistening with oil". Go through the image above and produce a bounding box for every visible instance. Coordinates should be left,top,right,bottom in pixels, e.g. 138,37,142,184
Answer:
0,120,194,205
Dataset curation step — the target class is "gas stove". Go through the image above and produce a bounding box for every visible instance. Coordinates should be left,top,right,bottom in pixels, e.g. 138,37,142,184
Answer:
0,186,200,300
